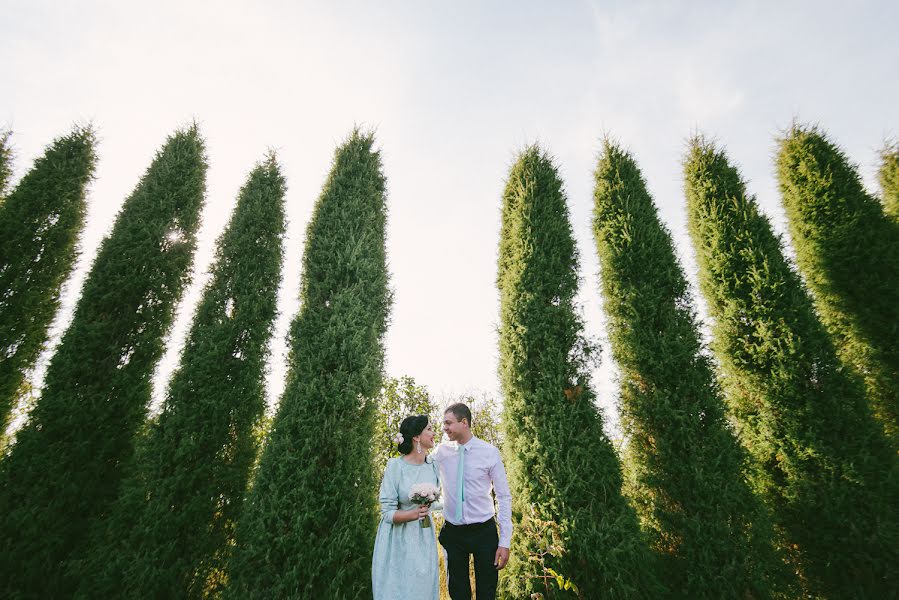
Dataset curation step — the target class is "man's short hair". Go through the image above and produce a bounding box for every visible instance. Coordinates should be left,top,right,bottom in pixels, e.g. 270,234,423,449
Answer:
445,403,472,427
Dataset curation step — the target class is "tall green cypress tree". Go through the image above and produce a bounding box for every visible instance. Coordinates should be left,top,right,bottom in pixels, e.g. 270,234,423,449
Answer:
592,141,791,599
684,138,898,599
73,156,286,599
0,125,207,599
0,126,96,437
777,125,899,442
225,129,391,598
879,142,899,220
497,145,663,599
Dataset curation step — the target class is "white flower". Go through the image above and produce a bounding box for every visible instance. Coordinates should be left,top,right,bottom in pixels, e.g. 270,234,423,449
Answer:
409,483,440,504
393,433,404,445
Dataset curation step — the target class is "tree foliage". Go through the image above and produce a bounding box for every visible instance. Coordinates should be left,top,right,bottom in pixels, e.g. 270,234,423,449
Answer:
374,375,437,479
450,390,503,450
0,126,96,437
684,137,898,599
879,141,899,220
73,156,285,599
592,140,792,598
777,125,899,442
497,145,662,599
225,129,391,598
0,125,207,599
0,129,12,201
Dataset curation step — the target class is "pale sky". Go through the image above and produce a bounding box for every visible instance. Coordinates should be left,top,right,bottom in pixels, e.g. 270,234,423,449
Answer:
3,1,897,432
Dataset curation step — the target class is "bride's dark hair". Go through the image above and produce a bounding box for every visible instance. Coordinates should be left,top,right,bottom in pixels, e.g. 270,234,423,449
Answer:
397,415,429,456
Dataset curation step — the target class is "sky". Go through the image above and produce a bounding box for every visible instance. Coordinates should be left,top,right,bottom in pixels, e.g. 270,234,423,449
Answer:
2,0,897,432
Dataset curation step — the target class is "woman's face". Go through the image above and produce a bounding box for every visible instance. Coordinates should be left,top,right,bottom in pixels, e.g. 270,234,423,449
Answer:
416,423,436,449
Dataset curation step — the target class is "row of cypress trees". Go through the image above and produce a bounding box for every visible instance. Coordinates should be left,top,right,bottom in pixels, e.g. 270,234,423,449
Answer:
0,126,391,599
683,137,896,598
497,146,663,598
1,125,207,598
1,123,896,598
591,141,790,599
499,132,897,599
72,154,287,599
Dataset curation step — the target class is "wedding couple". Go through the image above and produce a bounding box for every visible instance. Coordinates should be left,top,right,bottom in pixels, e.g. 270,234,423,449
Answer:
372,403,513,600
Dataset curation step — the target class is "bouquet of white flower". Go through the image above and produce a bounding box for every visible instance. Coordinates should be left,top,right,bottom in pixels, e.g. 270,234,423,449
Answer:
408,483,440,528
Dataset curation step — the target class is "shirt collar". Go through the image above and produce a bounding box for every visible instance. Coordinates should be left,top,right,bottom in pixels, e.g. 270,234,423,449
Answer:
456,436,478,451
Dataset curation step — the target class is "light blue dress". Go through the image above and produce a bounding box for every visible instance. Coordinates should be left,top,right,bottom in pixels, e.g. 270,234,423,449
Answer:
372,456,441,600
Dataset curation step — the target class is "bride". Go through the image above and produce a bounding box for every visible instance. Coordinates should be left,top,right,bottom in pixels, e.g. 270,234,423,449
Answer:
372,415,442,599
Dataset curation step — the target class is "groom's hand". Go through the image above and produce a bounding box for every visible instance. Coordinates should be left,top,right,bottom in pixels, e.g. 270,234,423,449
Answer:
494,547,509,570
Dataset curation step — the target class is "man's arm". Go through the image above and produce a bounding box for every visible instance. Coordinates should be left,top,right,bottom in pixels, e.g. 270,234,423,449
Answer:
489,447,513,568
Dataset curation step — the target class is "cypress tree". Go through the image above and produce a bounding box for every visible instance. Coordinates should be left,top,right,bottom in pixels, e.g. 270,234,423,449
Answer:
0,126,96,437
73,156,286,599
225,129,391,598
777,125,899,442
592,140,791,599
497,145,663,599
879,142,899,220
0,125,207,599
684,138,898,599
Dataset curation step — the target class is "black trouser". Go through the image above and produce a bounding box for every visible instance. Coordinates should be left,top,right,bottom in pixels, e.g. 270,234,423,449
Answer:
438,518,499,600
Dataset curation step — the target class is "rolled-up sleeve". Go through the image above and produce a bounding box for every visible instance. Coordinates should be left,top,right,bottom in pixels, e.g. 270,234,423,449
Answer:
489,448,513,548
379,460,399,524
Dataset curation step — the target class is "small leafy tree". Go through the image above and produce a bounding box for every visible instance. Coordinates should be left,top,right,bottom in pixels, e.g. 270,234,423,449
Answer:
442,390,503,450
0,125,206,599
497,145,663,599
879,141,899,219
374,375,436,478
684,137,898,599
225,129,391,598
74,156,286,599
777,125,899,442
0,126,96,437
0,129,12,201
593,140,792,598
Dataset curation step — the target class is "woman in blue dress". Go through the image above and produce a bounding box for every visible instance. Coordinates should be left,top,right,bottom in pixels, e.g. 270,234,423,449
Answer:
372,415,442,599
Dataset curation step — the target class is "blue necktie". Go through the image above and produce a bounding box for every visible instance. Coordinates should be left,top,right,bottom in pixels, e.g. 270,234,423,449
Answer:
455,446,465,523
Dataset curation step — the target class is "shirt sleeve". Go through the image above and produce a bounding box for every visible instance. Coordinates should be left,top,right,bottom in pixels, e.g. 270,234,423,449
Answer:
489,447,513,548
378,459,399,524
430,459,443,512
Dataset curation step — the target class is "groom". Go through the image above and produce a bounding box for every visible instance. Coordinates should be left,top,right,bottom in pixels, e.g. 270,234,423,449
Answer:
434,403,512,600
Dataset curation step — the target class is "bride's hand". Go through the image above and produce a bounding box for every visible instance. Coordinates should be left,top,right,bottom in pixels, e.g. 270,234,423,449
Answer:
416,504,429,521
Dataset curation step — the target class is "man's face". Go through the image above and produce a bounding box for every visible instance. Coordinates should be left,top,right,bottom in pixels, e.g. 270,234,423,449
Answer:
443,411,468,442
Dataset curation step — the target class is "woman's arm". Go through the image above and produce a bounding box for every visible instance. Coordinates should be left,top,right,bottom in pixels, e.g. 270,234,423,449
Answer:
393,504,430,524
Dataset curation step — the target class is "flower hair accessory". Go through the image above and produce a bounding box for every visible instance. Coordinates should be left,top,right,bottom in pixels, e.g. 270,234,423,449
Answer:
393,432,404,445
